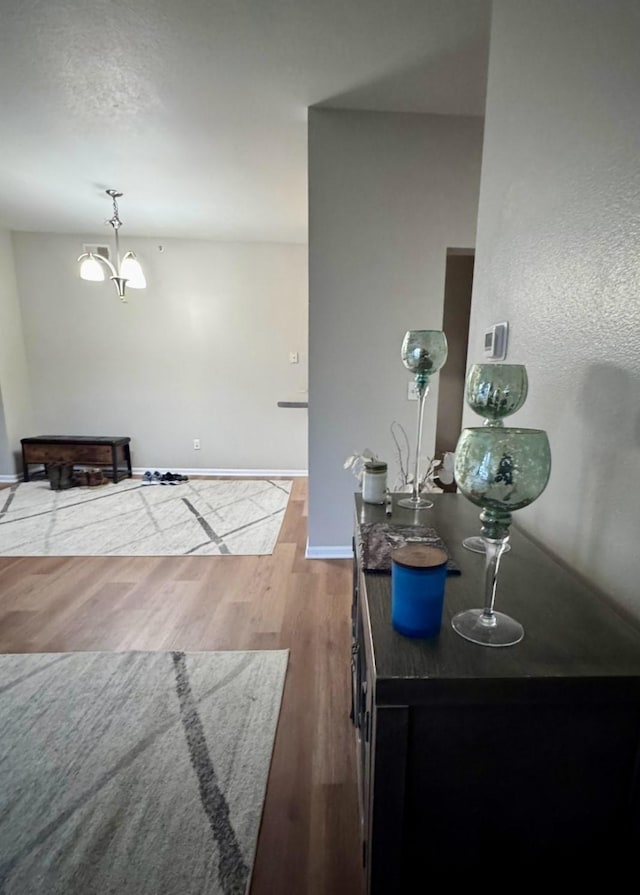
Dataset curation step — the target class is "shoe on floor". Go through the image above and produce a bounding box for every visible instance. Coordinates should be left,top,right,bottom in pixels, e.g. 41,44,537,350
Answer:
164,471,187,483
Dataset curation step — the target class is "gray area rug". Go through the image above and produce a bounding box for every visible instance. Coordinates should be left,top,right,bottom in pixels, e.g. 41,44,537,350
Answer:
0,479,292,555
0,649,289,895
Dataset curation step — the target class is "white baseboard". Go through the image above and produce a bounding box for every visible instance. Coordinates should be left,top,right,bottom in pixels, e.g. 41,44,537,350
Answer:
10,468,307,482
132,467,307,478
305,541,353,560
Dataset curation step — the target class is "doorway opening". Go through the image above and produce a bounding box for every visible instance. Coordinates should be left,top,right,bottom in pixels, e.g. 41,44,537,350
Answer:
435,249,475,489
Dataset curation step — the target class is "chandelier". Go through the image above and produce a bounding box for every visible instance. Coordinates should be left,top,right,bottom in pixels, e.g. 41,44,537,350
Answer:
78,189,146,302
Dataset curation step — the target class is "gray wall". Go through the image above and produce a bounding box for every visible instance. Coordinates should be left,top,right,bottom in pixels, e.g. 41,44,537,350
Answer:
467,0,640,615
308,109,483,551
12,234,308,471
0,229,33,476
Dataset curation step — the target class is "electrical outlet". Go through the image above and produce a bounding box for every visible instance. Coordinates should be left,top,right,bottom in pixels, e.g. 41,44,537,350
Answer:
407,381,419,401
289,351,299,364
193,438,201,450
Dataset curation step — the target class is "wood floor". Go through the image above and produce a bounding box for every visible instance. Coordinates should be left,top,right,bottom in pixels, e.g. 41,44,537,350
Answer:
0,477,364,895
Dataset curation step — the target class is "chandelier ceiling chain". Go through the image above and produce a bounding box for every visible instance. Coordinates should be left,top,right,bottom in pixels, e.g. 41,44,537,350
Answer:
106,188,122,230
77,189,146,302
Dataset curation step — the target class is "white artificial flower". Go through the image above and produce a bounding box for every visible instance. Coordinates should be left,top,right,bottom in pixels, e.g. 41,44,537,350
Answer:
438,451,456,485
343,448,377,482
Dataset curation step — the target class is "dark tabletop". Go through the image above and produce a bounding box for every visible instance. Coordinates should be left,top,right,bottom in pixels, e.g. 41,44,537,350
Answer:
356,493,640,700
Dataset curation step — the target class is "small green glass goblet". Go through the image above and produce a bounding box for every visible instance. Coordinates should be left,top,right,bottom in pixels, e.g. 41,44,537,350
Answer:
465,363,529,426
452,426,551,647
462,363,529,554
398,330,448,510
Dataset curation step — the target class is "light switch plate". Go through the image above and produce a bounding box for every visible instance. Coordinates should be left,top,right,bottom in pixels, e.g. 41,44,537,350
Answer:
484,322,509,360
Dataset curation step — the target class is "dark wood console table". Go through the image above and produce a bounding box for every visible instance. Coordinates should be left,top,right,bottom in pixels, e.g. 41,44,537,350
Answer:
352,493,640,889
21,436,132,483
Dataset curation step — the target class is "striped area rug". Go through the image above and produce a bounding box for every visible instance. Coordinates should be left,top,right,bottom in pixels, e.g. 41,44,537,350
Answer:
0,478,292,556
0,649,288,894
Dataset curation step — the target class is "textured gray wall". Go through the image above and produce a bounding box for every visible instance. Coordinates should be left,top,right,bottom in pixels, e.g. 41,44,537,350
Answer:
308,109,483,550
466,0,640,615
0,229,33,476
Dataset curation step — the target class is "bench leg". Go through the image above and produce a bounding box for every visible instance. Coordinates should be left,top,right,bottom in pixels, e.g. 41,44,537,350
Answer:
125,443,132,478
22,446,30,482
111,445,118,483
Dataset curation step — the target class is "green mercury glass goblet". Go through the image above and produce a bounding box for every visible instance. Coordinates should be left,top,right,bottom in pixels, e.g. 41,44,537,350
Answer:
462,363,529,554
465,363,529,426
399,330,448,510
452,426,551,647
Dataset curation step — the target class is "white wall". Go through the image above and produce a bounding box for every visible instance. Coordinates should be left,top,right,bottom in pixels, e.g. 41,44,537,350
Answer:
308,109,483,550
12,234,308,471
0,229,33,476
467,0,640,615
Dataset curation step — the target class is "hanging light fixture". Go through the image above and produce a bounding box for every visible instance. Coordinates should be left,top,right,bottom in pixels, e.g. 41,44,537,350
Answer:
78,189,146,302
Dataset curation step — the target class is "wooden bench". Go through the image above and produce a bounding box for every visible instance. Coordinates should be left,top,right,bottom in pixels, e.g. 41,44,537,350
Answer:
21,436,132,483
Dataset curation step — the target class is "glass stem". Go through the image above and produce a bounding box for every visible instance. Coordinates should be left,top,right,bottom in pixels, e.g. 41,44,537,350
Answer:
411,384,429,503
481,536,509,624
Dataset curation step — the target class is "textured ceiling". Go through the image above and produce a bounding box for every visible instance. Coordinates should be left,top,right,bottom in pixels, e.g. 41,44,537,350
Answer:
0,0,490,242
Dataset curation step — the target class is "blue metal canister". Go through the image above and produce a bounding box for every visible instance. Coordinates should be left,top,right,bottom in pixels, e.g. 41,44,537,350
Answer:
391,545,448,638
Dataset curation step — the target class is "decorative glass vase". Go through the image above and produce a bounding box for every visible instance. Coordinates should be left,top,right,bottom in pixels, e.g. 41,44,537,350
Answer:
465,363,529,426
398,330,448,511
452,426,551,647
462,363,529,553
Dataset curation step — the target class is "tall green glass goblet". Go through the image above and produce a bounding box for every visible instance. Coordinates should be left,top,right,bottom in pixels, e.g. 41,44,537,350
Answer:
462,363,529,554
452,427,551,647
399,330,448,510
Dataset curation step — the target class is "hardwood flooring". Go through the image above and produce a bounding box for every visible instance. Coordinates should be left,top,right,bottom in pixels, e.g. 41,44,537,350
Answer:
0,477,364,895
